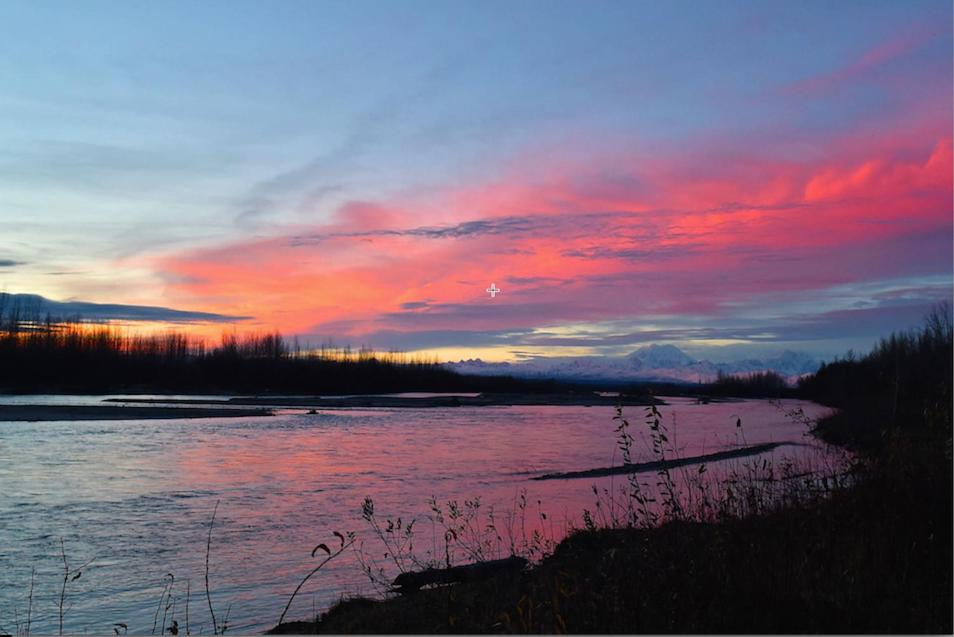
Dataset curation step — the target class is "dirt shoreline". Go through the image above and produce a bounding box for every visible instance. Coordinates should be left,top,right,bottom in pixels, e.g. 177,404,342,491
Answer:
0,404,273,421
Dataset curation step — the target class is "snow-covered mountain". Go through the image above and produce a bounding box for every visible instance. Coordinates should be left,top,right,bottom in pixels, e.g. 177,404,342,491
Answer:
626,344,696,370
445,344,819,384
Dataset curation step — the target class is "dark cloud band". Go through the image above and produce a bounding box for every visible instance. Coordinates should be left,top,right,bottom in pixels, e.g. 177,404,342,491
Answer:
0,293,249,324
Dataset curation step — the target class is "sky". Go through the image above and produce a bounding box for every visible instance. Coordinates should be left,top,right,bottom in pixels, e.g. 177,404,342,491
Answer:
0,0,951,362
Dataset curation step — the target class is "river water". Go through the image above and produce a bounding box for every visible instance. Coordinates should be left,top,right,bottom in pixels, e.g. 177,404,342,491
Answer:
0,396,841,634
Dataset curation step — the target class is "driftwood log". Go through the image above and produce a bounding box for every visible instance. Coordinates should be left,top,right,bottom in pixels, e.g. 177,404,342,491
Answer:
391,556,528,594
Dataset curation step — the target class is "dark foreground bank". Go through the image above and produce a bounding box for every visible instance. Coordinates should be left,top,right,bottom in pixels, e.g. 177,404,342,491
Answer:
270,431,952,634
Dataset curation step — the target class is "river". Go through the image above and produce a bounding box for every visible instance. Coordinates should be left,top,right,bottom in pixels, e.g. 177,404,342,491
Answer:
0,395,841,634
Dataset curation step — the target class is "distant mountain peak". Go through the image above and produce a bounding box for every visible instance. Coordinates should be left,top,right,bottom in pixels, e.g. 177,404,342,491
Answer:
628,344,695,368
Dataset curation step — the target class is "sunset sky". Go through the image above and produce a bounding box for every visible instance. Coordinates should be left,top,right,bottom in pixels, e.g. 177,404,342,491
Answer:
1,0,951,362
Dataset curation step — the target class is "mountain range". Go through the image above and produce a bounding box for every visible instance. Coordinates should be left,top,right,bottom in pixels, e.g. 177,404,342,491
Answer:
445,344,820,385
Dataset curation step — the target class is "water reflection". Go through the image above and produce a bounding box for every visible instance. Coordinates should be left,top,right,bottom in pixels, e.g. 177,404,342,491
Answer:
0,397,840,634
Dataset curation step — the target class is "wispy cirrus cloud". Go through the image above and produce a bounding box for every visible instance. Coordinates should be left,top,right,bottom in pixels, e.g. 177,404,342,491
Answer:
782,19,949,97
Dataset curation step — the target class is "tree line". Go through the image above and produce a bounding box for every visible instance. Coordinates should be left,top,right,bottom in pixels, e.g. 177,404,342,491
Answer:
798,302,953,445
0,296,554,394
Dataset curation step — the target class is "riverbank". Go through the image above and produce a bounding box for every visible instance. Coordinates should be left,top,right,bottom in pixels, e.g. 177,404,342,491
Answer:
270,425,952,633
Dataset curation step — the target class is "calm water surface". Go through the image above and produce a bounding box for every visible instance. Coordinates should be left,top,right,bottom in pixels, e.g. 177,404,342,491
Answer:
0,396,839,634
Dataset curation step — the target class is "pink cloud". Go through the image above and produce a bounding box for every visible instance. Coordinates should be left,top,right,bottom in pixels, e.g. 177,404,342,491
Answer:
151,113,951,350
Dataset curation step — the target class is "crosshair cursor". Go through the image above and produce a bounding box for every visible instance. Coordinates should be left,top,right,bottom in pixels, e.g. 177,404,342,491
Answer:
486,283,501,298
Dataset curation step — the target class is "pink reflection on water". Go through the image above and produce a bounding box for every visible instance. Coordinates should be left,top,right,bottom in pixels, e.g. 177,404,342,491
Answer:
0,398,843,634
